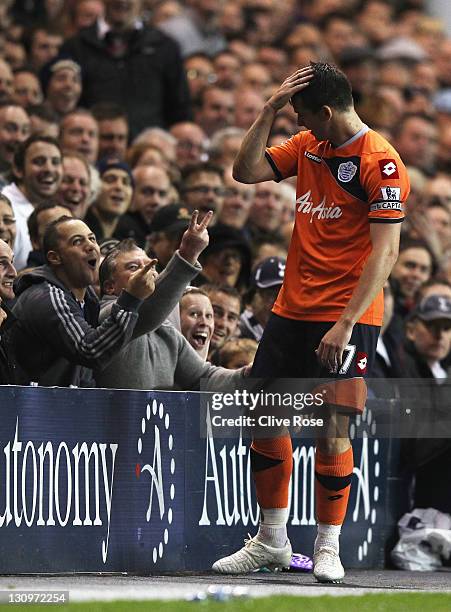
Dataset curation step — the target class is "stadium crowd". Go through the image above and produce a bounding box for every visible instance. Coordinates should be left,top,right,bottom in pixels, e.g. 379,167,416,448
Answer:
0,0,450,514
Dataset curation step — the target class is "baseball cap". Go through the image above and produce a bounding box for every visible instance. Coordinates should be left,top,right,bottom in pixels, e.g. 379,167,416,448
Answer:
252,256,286,289
97,157,134,185
412,295,451,322
203,224,251,261
149,204,191,234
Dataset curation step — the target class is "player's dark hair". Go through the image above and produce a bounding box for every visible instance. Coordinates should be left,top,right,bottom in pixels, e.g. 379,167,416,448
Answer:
291,62,353,113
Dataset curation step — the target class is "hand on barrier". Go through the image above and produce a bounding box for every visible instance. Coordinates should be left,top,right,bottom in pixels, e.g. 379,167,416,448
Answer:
126,259,158,300
179,210,213,264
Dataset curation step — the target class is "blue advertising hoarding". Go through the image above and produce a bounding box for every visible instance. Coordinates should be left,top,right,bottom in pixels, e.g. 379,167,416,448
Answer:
0,386,400,573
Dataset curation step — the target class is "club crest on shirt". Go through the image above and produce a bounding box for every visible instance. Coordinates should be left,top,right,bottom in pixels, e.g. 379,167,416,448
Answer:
337,161,357,182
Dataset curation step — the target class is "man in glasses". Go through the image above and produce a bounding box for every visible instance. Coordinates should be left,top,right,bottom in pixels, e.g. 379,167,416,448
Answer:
181,162,224,224
170,122,207,169
114,165,172,247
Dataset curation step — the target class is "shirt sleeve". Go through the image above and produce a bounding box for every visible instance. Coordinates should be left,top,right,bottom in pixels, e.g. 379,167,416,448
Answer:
361,151,410,223
265,132,305,181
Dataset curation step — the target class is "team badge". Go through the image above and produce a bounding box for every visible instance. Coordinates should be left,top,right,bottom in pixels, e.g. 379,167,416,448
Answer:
356,352,368,374
338,161,357,182
378,159,399,178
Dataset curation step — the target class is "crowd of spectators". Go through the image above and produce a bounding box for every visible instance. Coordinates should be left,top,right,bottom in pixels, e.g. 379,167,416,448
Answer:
0,0,450,513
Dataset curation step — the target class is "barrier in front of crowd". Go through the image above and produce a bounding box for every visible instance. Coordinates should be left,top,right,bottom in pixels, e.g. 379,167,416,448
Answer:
0,386,405,573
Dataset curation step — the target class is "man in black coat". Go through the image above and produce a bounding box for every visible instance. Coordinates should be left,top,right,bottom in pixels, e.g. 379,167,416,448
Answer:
0,238,17,384
58,0,192,139
400,295,451,513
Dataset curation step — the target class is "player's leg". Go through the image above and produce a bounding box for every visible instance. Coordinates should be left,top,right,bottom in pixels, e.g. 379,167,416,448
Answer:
313,411,352,583
312,324,378,583
212,314,302,574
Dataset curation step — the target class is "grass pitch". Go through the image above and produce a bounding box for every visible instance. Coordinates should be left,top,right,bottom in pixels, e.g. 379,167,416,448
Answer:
1,593,451,611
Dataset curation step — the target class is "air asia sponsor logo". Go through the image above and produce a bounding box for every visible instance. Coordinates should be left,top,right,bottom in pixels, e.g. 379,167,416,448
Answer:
370,201,402,212
0,418,117,563
380,186,400,201
378,159,399,178
296,190,342,223
304,151,322,164
338,161,357,183
136,400,175,565
356,352,368,374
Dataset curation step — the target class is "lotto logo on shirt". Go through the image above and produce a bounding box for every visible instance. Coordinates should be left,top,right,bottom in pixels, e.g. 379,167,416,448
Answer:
378,159,399,179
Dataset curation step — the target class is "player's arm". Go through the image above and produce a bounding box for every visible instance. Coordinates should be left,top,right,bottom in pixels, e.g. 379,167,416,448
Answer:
316,223,401,370
233,67,314,184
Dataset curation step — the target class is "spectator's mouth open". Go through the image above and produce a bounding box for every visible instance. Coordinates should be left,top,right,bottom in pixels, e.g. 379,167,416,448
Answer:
191,331,209,350
87,257,98,270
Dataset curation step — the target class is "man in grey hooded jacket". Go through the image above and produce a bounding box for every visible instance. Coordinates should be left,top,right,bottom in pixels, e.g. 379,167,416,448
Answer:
95,212,246,391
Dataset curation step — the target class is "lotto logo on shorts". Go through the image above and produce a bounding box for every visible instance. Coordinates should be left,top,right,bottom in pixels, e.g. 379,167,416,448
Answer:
356,352,368,374
378,159,399,179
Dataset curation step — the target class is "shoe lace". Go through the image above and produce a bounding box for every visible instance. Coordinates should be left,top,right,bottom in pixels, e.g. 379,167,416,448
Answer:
243,533,256,548
315,546,340,564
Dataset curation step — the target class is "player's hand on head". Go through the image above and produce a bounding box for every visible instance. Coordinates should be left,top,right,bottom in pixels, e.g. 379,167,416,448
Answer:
316,321,353,372
125,259,158,300
267,66,314,112
179,209,213,264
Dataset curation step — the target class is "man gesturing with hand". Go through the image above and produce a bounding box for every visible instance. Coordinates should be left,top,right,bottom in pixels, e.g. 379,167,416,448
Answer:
9,216,159,387
212,63,409,583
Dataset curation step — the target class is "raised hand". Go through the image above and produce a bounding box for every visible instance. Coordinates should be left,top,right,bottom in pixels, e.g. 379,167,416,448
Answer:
267,66,314,112
179,209,213,264
125,259,158,300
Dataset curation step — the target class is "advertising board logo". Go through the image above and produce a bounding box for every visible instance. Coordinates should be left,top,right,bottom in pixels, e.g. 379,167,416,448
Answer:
136,400,175,564
349,405,380,562
0,418,118,563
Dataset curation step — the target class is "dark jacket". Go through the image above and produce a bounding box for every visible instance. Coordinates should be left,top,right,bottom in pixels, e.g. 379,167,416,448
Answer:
113,211,150,248
9,265,142,387
0,303,17,385
399,340,451,469
59,23,192,138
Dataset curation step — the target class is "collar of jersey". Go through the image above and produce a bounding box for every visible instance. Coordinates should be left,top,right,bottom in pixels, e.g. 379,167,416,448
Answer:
334,123,369,150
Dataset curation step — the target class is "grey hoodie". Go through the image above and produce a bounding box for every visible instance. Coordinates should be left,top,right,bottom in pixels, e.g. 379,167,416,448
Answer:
95,252,244,391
